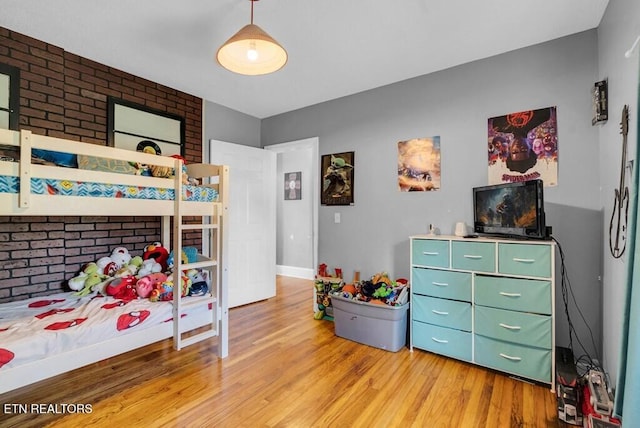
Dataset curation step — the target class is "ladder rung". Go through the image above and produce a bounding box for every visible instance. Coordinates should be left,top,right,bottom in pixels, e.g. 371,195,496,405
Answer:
179,223,218,230
175,295,216,311
178,329,218,348
181,259,217,270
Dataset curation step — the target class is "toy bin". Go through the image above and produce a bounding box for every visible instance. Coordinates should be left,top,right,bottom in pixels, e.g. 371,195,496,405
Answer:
331,294,409,352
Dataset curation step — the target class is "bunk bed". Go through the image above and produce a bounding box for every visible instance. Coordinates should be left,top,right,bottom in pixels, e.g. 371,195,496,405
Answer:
0,128,229,394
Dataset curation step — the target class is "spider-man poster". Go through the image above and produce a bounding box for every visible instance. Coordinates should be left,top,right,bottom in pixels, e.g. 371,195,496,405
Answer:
487,106,558,186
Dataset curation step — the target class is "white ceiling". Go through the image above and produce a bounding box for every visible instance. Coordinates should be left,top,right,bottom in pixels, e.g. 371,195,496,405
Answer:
1,0,609,119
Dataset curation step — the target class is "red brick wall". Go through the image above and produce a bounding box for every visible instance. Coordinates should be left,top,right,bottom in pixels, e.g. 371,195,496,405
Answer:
0,27,203,302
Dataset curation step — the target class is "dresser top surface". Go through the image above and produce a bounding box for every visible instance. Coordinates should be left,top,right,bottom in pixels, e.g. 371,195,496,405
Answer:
410,234,555,246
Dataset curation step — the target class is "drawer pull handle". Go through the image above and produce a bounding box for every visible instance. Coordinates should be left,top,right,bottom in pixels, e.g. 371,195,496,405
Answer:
464,254,482,259
499,353,522,362
513,257,535,263
499,292,522,298
431,337,449,344
432,281,449,287
432,310,449,315
423,251,439,256
499,323,521,330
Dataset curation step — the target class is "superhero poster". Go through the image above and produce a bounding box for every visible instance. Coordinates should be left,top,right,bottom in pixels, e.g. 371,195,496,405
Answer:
487,106,558,186
397,137,441,192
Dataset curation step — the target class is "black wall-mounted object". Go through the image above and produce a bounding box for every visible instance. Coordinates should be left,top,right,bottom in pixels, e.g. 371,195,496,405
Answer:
592,80,608,125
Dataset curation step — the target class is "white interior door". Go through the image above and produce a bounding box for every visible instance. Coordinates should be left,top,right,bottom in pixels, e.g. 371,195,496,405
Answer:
210,140,276,308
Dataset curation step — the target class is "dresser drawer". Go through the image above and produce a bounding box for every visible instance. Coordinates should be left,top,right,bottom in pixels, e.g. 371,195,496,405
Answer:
452,241,496,273
498,243,552,278
475,275,551,315
412,268,471,301
413,295,471,331
474,306,551,348
474,335,551,383
413,321,471,362
412,239,450,268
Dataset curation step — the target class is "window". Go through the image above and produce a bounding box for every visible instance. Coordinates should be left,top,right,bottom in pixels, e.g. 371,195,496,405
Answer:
107,97,185,156
0,62,20,130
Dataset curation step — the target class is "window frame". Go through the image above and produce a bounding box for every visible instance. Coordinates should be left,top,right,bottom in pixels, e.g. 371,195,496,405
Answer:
0,62,20,130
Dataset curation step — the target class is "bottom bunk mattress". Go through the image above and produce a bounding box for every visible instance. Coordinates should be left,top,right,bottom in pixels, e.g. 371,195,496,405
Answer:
0,292,213,372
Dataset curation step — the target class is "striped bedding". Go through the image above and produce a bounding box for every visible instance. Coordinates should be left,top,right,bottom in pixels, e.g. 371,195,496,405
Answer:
0,176,218,202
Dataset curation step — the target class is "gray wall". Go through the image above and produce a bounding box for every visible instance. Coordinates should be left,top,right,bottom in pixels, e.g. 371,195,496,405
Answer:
261,31,604,359
205,1,640,383
597,0,640,383
204,101,261,147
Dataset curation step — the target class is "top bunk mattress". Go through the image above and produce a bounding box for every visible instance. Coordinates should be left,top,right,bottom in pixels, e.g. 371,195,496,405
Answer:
0,175,218,202
0,130,224,209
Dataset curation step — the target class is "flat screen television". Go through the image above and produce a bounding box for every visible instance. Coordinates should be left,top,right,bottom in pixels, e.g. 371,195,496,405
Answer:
473,179,549,239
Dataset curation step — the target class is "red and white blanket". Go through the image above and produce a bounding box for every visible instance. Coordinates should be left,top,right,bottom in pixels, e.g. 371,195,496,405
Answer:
0,292,209,370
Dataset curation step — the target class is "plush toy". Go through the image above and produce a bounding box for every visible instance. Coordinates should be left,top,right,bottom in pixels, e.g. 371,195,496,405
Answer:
167,249,188,271
149,273,191,302
105,275,138,301
184,246,198,263
185,269,208,296
69,262,109,296
150,164,173,178
135,272,168,299
143,242,169,272
373,284,393,299
137,258,163,277
96,247,132,276
110,247,132,267
145,153,189,185
96,256,118,277
166,245,199,270
68,262,97,291
115,263,137,278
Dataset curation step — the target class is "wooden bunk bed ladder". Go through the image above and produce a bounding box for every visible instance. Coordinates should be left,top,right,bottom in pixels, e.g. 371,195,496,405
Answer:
171,161,227,353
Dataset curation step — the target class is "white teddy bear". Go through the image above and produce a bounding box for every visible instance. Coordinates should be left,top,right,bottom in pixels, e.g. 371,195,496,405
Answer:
137,258,163,277
97,247,132,276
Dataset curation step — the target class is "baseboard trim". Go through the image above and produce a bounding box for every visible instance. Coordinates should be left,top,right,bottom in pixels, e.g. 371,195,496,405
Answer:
277,265,314,280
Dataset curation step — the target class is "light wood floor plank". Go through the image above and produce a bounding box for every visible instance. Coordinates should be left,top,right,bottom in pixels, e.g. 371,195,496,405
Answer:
0,276,563,427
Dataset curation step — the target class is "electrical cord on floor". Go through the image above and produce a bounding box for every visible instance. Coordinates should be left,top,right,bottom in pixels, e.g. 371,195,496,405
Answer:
552,236,605,380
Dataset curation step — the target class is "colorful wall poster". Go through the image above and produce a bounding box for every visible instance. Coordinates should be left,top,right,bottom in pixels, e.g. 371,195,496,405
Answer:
321,152,354,205
488,106,558,186
397,137,441,191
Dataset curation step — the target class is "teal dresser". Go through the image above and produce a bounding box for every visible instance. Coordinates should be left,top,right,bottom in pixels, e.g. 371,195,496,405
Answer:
410,235,555,390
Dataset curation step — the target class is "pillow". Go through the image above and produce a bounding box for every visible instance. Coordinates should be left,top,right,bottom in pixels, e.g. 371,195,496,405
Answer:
77,155,139,175
32,149,77,168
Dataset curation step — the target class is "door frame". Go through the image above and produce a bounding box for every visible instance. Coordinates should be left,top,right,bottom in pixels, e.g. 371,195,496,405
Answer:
265,137,319,280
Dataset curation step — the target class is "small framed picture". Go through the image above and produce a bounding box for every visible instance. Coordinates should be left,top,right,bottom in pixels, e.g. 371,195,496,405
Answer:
285,171,302,200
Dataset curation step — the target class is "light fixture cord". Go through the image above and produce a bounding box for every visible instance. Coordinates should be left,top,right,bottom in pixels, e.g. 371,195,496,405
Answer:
250,0,255,25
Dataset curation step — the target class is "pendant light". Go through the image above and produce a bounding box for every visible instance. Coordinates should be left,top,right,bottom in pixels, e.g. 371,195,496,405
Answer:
216,0,287,75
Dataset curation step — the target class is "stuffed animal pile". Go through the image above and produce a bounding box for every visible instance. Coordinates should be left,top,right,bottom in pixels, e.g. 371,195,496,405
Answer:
331,272,409,307
67,242,210,302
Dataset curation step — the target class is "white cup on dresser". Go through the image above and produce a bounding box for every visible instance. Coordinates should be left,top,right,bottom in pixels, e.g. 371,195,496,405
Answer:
454,222,467,237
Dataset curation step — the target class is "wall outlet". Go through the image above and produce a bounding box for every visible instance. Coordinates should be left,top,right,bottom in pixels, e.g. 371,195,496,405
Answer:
334,213,341,223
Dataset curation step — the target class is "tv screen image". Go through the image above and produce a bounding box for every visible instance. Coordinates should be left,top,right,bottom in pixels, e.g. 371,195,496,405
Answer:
473,180,547,239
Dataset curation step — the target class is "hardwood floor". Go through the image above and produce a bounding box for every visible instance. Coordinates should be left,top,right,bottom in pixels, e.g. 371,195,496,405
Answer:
0,276,563,427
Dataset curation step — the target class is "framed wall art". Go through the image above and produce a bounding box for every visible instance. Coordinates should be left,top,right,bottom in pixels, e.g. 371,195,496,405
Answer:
285,171,302,200
321,151,354,205
107,97,185,156
397,137,441,191
487,106,558,186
